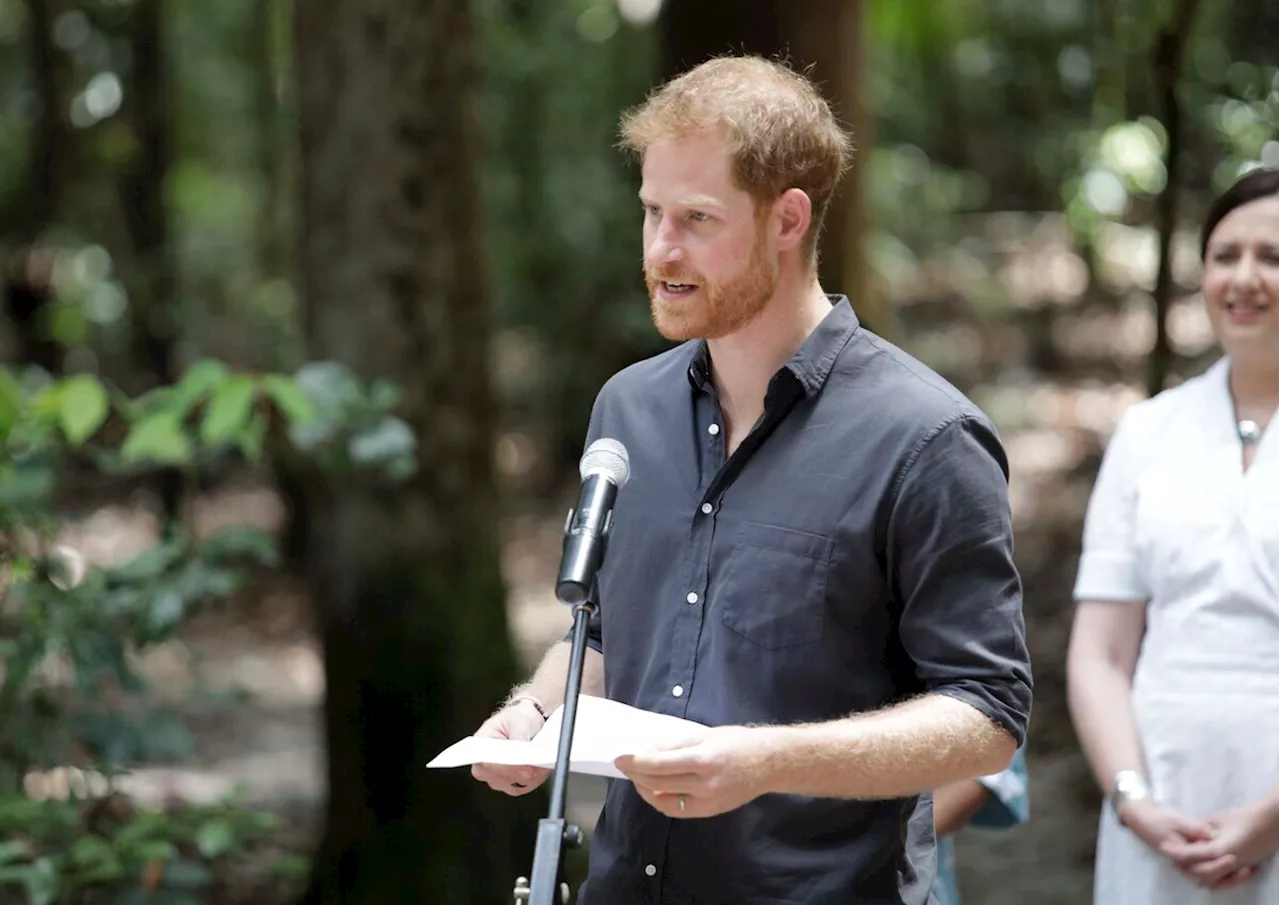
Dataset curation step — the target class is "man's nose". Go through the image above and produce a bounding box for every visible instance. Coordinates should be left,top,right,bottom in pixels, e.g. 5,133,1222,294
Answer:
646,221,684,268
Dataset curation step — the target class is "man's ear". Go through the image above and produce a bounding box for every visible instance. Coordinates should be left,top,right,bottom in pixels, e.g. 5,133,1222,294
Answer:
772,188,813,254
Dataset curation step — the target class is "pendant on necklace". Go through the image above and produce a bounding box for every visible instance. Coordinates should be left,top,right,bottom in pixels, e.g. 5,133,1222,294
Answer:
1238,419,1262,445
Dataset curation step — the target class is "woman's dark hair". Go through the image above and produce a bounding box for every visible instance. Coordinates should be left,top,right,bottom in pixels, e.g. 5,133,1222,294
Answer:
1200,166,1279,259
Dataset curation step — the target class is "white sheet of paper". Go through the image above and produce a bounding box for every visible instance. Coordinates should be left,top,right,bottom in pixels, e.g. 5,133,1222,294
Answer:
426,695,706,779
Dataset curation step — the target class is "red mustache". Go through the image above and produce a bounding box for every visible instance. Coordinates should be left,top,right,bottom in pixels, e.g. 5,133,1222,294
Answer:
646,268,702,284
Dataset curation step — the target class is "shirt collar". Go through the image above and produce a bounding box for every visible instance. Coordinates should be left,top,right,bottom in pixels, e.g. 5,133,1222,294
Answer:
687,295,860,398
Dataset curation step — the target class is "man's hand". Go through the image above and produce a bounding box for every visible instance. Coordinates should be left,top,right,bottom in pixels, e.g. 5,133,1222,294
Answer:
614,725,778,819
470,699,550,797
1160,801,1279,890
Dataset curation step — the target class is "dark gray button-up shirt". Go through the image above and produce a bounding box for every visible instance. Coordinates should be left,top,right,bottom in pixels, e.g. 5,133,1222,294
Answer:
575,297,1032,905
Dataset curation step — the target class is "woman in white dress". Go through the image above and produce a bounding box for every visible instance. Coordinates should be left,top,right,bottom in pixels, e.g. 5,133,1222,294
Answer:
1067,165,1279,904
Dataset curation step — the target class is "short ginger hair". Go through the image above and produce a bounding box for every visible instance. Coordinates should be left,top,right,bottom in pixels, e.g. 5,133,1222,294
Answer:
618,55,854,262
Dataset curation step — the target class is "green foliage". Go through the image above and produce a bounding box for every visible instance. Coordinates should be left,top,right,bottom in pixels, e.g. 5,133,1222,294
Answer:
0,363,311,784
0,358,403,903
287,361,417,480
0,790,292,905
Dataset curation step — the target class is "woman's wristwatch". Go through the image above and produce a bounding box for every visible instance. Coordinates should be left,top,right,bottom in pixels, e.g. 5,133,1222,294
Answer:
1110,770,1153,817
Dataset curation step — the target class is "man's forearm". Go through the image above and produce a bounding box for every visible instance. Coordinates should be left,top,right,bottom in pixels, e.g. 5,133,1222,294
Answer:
760,693,1016,800
505,641,605,712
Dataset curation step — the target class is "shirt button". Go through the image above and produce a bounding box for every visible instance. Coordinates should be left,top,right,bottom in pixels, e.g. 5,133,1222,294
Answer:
700,502,713,514
686,592,699,604
644,864,657,877
672,685,684,697
707,423,720,435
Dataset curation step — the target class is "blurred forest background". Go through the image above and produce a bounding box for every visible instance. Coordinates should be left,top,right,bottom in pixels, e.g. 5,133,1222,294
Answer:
0,0,1276,903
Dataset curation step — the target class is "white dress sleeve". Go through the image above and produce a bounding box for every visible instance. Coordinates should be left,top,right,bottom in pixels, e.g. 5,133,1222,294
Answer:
1073,408,1150,602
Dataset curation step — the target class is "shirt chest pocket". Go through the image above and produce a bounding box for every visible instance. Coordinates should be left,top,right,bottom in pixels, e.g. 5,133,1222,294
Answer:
716,522,834,649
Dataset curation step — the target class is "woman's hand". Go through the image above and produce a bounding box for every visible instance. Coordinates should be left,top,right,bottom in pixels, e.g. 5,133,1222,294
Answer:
1160,799,1279,890
1118,798,1215,856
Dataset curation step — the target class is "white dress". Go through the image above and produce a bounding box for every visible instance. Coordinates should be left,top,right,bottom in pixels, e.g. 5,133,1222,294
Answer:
1074,356,1279,905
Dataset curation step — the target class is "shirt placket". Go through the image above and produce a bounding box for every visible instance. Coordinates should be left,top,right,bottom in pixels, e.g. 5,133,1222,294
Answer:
649,369,804,904
665,388,726,720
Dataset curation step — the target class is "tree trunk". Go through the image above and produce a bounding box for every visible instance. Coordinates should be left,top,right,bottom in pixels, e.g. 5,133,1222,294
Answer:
254,0,288,281
779,0,886,338
293,2,539,902
1146,0,1201,397
118,0,182,517
121,0,176,387
656,0,885,336
2,0,67,374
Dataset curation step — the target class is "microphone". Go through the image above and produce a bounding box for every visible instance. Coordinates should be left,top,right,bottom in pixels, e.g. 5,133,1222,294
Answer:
555,438,630,604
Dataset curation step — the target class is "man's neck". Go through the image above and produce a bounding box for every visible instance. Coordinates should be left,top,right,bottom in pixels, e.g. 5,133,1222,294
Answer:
706,273,832,438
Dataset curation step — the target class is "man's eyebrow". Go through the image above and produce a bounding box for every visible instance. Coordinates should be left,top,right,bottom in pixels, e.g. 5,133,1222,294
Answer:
677,194,727,211
637,191,727,212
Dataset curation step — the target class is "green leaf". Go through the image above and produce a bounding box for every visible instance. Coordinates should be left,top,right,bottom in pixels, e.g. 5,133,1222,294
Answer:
0,369,22,440
78,851,125,883
175,360,229,406
195,819,235,859
105,538,185,583
23,857,56,905
173,559,240,602
28,386,62,420
71,834,113,866
199,376,255,445
368,378,403,411
237,411,267,461
0,840,31,865
121,412,191,464
50,302,87,347
261,374,316,424
128,386,183,420
0,461,56,509
0,647,43,708
163,859,212,888
292,361,363,411
348,416,416,467
147,591,186,637
199,526,278,566
58,375,110,445
268,855,311,880
136,710,194,760
130,840,176,862
112,888,201,905
385,455,417,481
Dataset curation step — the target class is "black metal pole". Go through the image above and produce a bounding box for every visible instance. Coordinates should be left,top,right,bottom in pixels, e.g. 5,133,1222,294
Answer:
516,600,593,905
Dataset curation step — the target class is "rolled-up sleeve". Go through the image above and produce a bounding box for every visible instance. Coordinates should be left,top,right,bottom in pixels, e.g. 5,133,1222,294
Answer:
1073,410,1149,602
887,414,1033,746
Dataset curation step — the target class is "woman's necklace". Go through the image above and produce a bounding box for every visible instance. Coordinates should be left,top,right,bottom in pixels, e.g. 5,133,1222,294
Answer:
1237,419,1262,445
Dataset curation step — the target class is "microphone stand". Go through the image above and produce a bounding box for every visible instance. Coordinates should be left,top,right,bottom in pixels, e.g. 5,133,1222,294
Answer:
512,596,594,905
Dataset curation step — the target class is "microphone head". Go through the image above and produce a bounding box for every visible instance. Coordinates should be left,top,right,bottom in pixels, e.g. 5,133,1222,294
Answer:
580,438,630,487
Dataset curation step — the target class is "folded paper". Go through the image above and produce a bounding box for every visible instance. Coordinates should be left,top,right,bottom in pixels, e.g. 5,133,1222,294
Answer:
427,695,706,779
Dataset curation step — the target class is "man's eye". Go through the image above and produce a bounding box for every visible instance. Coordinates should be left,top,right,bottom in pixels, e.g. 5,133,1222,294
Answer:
688,211,708,223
